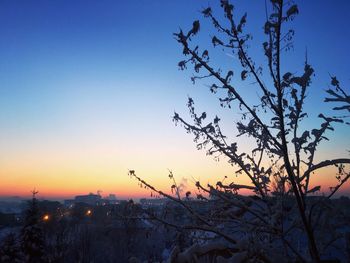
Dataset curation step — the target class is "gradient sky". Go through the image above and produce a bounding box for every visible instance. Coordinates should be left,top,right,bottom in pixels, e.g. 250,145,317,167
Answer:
0,0,349,199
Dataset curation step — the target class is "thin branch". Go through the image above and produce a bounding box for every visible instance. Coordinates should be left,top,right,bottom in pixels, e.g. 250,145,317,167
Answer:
302,158,350,182
129,170,212,227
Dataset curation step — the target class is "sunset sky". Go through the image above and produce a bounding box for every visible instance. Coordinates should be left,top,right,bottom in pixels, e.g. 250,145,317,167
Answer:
0,0,349,200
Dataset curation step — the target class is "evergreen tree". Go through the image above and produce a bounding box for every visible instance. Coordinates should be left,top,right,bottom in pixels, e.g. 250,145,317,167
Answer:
20,190,47,263
0,233,23,263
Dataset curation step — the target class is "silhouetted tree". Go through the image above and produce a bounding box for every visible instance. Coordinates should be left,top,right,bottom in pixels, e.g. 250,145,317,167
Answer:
325,77,350,121
0,233,23,263
21,190,47,263
130,0,350,262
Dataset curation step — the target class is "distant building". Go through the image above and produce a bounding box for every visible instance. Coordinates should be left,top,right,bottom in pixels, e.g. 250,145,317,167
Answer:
63,193,122,207
75,193,102,205
105,194,118,204
63,199,75,207
64,193,102,207
139,198,167,208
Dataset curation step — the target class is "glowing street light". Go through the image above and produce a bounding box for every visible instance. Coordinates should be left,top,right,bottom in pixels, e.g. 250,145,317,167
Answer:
43,214,49,221
86,209,92,216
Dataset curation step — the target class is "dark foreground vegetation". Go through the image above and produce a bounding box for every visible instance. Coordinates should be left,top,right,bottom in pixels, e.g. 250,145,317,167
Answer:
1,194,350,262
1,0,350,262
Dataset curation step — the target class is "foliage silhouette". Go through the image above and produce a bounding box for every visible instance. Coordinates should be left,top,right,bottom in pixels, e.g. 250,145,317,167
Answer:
0,233,22,263
20,190,47,263
130,0,350,262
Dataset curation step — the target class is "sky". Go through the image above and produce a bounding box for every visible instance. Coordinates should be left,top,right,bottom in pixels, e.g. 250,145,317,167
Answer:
0,0,349,200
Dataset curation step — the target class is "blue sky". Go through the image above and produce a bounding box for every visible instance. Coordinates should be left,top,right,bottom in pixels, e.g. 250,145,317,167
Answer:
0,0,349,198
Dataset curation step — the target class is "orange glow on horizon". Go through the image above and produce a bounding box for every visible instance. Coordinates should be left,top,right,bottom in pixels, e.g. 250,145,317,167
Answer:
1,142,349,199
1,167,349,200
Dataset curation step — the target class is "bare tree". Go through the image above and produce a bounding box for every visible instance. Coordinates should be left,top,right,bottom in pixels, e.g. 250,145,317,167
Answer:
130,0,350,262
325,76,350,122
